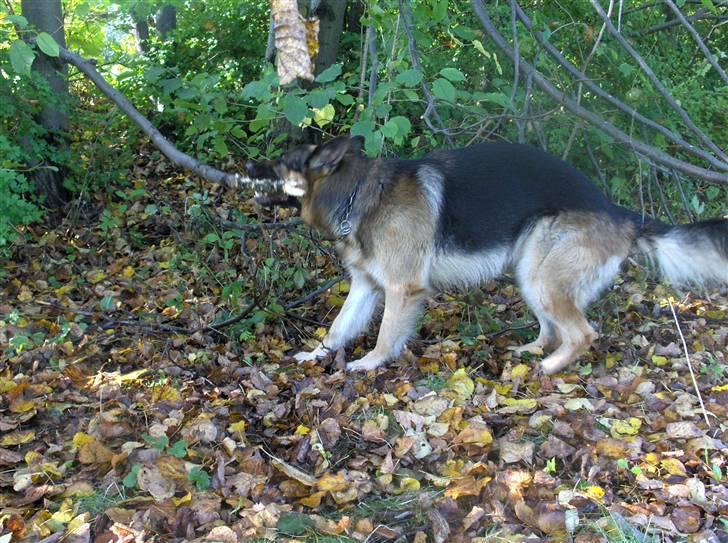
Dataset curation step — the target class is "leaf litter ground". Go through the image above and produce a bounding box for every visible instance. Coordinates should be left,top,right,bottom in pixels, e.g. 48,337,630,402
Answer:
1,156,727,543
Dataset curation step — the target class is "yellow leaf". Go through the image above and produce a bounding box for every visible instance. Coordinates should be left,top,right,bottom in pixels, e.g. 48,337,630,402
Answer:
447,369,474,401
227,420,246,434
73,432,95,448
50,498,75,524
611,417,642,438
651,355,669,366
454,421,493,447
585,485,605,502
86,270,106,284
499,398,538,414
300,491,325,508
1,430,35,446
511,364,530,380
399,477,420,492
18,285,33,302
173,492,192,507
295,424,311,436
122,266,135,278
660,458,688,477
317,472,348,492
9,399,36,414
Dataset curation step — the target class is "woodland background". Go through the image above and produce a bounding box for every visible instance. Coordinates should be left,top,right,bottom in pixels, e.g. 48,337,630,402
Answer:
1,1,727,542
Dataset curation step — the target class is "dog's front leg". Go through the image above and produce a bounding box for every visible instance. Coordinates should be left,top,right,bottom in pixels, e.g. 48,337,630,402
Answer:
347,284,427,372
294,272,381,363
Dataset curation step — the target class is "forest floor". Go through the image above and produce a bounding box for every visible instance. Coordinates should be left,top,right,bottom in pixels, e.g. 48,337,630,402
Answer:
1,151,727,543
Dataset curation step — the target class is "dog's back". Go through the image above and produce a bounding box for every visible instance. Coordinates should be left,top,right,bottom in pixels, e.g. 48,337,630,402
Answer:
428,142,628,251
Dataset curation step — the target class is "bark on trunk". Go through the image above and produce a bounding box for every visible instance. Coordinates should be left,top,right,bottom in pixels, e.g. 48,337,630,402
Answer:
133,16,150,53
156,5,177,39
21,0,69,208
312,0,347,74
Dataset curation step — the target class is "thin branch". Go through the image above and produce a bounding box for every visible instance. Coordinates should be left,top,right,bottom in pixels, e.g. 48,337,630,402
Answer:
664,0,728,85
54,45,245,188
668,298,711,428
212,217,304,232
367,24,380,108
470,1,728,184
512,3,728,173
589,0,728,163
285,275,345,310
642,13,728,35
398,0,454,147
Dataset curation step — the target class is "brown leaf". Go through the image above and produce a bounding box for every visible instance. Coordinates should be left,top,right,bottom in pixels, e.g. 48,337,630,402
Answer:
0,447,23,465
427,508,450,543
137,466,176,501
665,421,704,439
671,505,701,533
499,438,534,464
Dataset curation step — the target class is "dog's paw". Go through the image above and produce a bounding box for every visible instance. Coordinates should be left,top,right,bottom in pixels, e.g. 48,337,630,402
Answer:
346,354,386,372
293,345,329,363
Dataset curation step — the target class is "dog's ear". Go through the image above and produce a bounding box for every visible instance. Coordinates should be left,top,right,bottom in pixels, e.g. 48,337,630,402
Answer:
307,136,357,176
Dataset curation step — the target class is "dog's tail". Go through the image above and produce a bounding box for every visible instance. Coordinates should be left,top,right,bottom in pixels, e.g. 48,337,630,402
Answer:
631,215,728,287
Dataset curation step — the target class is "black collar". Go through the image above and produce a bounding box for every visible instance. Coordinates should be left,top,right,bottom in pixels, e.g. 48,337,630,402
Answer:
333,179,363,239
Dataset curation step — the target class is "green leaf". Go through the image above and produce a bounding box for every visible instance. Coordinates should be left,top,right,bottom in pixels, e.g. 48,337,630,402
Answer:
382,116,411,142
350,120,375,139
9,40,35,76
277,512,314,536
188,467,211,491
395,68,423,87
123,464,140,488
168,440,188,458
312,103,335,127
432,78,456,102
701,0,718,14
36,32,60,57
242,79,271,101
439,67,465,82
473,39,490,58
75,3,90,17
8,15,29,28
282,95,309,126
315,63,342,83
144,434,169,451
381,119,399,140
213,135,229,157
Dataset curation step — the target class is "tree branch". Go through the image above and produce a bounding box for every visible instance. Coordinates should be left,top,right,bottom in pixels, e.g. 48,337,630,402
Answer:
55,46,246,189
512,3,728,173
471,0,728,184
642,13,728,35
664,0,728,85
589,0,728,163
398,0,455,147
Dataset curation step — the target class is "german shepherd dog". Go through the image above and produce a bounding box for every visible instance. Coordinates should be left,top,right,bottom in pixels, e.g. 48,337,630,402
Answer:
245,136,728,374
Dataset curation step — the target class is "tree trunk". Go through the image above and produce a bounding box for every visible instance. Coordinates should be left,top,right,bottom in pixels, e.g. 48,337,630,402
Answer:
21,0,69,208
133,16,150,53
312,0,347,74
156,5,177,39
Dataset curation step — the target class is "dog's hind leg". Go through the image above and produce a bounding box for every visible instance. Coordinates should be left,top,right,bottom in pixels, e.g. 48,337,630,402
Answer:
347,283,427,372
294,271,381,363
513,213,633,374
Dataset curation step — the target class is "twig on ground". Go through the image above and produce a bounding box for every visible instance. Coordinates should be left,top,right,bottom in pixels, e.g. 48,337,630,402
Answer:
286,276,345,310
667,298,711,427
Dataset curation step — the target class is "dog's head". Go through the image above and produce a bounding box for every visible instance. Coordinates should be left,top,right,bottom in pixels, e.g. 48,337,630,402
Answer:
245,136,365,201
